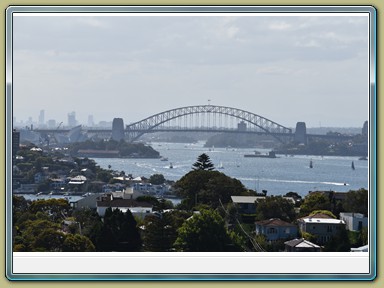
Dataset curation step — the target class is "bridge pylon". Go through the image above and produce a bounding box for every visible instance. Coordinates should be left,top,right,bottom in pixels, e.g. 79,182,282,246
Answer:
294,122,307,145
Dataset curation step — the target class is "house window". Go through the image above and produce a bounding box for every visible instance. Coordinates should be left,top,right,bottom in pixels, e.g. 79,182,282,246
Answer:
268,227,276,234
285,228,290,234
358,221,363,231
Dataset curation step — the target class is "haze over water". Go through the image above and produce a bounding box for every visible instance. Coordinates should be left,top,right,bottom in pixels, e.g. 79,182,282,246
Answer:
93,142,368,197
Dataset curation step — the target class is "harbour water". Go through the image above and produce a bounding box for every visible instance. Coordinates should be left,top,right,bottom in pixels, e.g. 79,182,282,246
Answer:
93,142,369,197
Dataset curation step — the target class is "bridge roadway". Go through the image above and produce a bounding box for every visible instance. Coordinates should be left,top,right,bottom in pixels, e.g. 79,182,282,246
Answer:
31,104,358,142
33,127,355,141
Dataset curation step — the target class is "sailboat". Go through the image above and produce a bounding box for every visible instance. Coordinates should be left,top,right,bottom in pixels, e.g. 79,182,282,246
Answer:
352,161,355,170
217,161,224,169
309,159,313,168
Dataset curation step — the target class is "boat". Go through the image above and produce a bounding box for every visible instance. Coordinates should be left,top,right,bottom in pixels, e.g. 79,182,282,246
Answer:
244,151,277,158
358,156,368,161
217,162,224,169
160,157,168,161
169,162,173,169
309,159,313,169
352,161,355,170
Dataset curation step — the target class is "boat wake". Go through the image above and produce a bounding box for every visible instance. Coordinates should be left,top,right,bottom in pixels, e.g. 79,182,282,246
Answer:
238,177,348,186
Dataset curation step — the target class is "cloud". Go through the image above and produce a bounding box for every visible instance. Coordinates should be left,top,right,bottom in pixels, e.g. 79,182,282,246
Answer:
269,21,292,30
77,17,108,28
11,13,370,127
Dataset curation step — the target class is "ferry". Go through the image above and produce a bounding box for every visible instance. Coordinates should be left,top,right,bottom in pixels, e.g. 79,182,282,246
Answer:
244,151,277,158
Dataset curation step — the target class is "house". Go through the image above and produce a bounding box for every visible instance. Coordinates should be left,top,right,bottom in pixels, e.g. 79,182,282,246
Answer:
96,193,153,219
339,212,368,232
351,245,368,252
255,218,298,241
50,178,67,191
298,216,345,245
284,238,321,252
68,175,87,185
231,196,266,214
70,193,101,210
34,172,46,184
102,183,125,193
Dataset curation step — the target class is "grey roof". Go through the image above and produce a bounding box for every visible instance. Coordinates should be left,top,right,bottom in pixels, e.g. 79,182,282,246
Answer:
255,218,296,227
284,238,320,248
231,196,265,203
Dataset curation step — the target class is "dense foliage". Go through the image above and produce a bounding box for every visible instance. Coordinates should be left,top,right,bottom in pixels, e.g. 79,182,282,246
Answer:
175,169,254,210
142,210,191,252
13,196,95,252
174,209,244,252
95,207,142,252
69,139,160,158
254,196,296,222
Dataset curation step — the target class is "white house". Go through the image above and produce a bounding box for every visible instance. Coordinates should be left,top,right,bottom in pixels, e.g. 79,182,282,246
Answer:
298,217,346,245
96,194,153,219
339,212,368,232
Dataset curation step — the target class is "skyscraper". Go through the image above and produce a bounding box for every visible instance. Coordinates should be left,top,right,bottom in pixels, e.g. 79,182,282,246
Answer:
68,111,77,127
88,115,94,127
38,110,45,127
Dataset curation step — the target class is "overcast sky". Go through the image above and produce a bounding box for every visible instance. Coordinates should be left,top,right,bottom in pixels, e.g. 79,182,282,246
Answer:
12,12,370,128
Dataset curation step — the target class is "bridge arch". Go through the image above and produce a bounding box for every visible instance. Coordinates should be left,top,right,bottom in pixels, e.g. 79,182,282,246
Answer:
125,105,292,142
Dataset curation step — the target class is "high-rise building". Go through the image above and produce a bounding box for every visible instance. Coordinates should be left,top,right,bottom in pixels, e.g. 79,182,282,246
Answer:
38,110,45,127
68,111,77,127
88,115,94,127
47,119,56,129
12,129,20,156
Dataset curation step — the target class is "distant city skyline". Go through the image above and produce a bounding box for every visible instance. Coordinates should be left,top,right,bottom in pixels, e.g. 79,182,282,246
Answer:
11,11,371,128
12,108,367,130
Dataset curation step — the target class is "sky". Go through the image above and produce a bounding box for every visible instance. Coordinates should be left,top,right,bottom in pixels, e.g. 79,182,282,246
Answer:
11,12,370,128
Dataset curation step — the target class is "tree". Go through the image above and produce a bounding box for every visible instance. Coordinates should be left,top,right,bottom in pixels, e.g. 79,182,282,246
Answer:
192,153,215,171
142,210,190,252
149,174,165,185
96,208,142,252
343,189,368,216
299,192,332,217
323,226,351,252
309,210,336,219
175,169,251,210
143,214,176,252
71,208,103,245
62,234,95,252
174,209,244,252
14,219,62,251
29,198,71,222
255,196,297,222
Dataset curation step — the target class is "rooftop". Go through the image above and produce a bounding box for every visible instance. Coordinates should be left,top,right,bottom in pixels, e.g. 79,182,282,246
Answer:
255,218,296,227
284,238,320,248
231,196,265,204
301,218,345,225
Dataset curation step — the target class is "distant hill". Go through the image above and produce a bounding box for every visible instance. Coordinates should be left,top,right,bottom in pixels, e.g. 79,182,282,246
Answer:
305,127,362,135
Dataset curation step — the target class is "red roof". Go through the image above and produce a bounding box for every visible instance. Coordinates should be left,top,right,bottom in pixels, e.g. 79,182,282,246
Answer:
255,218,296,227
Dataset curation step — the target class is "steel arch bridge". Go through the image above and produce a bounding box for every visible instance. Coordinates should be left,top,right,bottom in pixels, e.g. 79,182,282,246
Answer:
125,105,292,142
